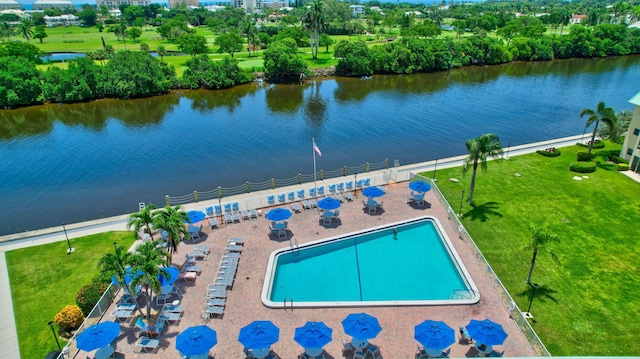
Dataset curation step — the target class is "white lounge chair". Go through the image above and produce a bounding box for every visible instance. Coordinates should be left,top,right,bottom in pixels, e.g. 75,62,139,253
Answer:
291,202,301,213
135,336,160,353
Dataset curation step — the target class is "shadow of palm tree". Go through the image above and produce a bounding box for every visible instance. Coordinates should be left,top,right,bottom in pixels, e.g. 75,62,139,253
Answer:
464,202,503,222
516,284,559,304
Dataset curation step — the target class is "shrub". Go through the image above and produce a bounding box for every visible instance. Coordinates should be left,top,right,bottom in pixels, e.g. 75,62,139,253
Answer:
54,305,85,331
536,149,561,157
611,155,628,164
617,163,630,171
577,151,595,162
569,162,597,173
76,281,108,316
576,141,605,149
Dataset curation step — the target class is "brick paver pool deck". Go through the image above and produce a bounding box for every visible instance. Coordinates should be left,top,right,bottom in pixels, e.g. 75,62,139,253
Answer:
82,182,537,359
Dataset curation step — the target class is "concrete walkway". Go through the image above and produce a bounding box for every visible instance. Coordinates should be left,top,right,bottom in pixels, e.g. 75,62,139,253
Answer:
0,134,586,359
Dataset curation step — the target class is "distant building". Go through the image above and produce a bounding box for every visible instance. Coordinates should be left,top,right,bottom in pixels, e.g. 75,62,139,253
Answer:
168,0,198,8
349,4,363,17
233,0,260,13
44,14,80,26
95,0,151,9
204,4,225,11
621,91,640,173
569,14,587,24
260,0,286,9
0,0,21,10
32,0,73,10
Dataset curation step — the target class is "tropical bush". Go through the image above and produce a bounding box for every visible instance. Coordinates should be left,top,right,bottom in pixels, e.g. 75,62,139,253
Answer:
577,151,595,162
54,305,85,331
577,142,605,149
76,281,108,316
569,162,597,173
617,163,630,171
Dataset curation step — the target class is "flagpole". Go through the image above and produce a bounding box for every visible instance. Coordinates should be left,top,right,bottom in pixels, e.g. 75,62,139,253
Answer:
312,137,317,199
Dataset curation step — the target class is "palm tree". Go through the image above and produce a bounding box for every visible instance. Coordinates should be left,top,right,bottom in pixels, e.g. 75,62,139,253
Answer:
524,224,559,285
241,19,257,57
152,205,189,257
129,241,171,320
98,245,145,317
128,203,157,238
18,19,34,42
462,133,503,205
580,101,616,155
301,0,327,59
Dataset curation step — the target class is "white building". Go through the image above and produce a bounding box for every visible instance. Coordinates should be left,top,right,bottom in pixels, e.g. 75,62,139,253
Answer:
349,4,363,17
233,0,260,13
95,0,151,9
32,0,73,10
0,0,21,10
44,14,80,26
620,91,640,173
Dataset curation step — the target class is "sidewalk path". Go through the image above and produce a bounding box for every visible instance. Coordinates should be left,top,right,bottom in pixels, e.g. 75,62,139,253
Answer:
0,134,585,359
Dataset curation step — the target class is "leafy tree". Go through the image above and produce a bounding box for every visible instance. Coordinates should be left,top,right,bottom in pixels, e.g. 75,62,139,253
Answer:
140,42,149,52
301,0,327,59
462,133,503,204
275,26,307,46
33,26,47,44
152,205,189,256
598,108,631,143
496,22,518,46
97,22,104,32
157,18,191,41
41,57,101,103
17,19,34,42
334,40,372,76
524,224,559,285
129,241,171,320
77,6,97,27
240,19,257,57
127,26,142,42
263,39,308,79
0,57,42,107
580,101,616,155
101,50,176,98
157,45,167,61
181,55,252,89
133,17,145,29
382,14,398,33
319,33,334,52
0,21,13,40
32,13,46,26
128,203,157,237
214,31,243,58
98,244,145,317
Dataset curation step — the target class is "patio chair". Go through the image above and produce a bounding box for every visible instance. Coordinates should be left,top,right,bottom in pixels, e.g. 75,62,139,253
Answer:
356,180,363,188
291,202,301,213
337,183,344,192
224,203,232,214
317,186,325,195
297,190,305,199
309,199,318,208
162,303,184,313
224,213,234,224
363,178,371,187
278,194,286,203
110,308,134,323
178,271,197,282
135,336,160,353
301,200,312,210
459,326,473,344
344,192,354,201
231,212,241,222
309,188,316,197
249,209,258,218
184,264,201,274
214,205,223,216
226,244,243,252
341,339,355,355
267,195,275,205
207,284,226,291
195,244,211,253
185,254,196,265
159,311,181,324
241,210,251,220
202,305,224,318
205,206,215,217
232,202,239,212
206,298,226,307
335,193,344,202
367,345,382,359
229,237,245,245
208,217,218,229
206,289,227,299
353,350,366,359
223,252,240,258
345,181,353,190
322,213,333,225
328,184,336,193
189,225,202,240
288,192,295,201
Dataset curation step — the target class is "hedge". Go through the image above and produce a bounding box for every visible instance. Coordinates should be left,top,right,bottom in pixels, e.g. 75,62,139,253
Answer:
536,149,561,157
569,162,597,173
617,163,630,171
577,151,595,162
577,141,605,149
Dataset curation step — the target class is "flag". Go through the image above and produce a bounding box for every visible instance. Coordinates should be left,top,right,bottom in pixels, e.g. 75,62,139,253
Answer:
313,139,322,157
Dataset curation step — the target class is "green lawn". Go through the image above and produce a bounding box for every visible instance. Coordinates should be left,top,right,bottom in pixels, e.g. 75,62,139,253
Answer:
6,232,135,359
428,142,640,356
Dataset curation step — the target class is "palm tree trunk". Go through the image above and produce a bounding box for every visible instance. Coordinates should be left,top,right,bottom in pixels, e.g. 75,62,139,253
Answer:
467,160,478,205
526,247,539,284
588,119,599,155
314,26,319,59
123,282,145,317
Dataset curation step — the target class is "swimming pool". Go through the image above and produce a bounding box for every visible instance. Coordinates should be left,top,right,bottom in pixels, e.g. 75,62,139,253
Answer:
261,216,480,307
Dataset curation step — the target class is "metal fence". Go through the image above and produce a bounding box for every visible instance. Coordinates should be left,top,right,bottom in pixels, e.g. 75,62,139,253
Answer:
414,173,551,357
56,283,121,359
165,159,391,205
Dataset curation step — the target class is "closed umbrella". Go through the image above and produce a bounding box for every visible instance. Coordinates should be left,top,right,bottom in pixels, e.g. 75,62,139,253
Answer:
176,325,218,357
362,186,385,198
317,197,341,211
265,208,292,222
465,319,508,346
76,321,120,352
414,320,455,351
409,180,432,193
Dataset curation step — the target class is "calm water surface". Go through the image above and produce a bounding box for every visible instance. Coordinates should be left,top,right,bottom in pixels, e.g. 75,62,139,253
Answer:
1,55,639,235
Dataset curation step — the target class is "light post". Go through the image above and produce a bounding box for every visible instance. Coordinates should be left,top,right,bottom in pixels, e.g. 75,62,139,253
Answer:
113,241,117,251
506,139,512,159
48,321,61,351
63,224,74,254
432,159,438,182
458,190,465,217
523,283,539,319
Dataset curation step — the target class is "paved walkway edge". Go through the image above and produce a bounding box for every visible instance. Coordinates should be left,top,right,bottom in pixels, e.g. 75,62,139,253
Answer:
0,133,589,359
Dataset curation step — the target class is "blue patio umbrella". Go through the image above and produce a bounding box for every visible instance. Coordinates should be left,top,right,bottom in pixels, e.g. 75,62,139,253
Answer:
238,320,280,349
414,320,455,350
185,210,206,224
341,313,382,340
465,319,508,346
76,321,120,352
158,266,180,286
409,180,432,193
176,325,218,357
265,208,292,222
110,267,144,286
317,197,341,211
294,321,333,348
361,186,385,198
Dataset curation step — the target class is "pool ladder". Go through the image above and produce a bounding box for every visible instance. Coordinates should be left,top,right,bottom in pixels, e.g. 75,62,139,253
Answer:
289,238,300,255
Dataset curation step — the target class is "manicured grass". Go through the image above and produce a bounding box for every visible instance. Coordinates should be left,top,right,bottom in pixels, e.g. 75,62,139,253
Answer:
427,142,640,356
6,232,135,359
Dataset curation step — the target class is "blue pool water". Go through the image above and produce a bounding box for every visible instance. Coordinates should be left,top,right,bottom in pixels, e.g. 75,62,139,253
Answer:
263,217,479,307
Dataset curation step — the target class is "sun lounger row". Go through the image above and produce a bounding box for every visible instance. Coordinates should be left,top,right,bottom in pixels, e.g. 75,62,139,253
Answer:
202,239,244,320
267,179,368,206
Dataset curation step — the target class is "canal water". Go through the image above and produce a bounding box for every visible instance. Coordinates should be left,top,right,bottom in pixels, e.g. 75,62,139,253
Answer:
1,55,639,235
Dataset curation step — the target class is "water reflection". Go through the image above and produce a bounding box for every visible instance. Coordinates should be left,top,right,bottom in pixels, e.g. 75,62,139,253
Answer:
266,83,305,114
182,85,260,113
304,81,327,127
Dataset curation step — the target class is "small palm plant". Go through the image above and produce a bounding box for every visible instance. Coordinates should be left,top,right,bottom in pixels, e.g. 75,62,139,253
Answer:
524,224,560,285
580,101,616,155
129,241,172,320
462,133,503,204
128,203,157,238
98,244,145,317
153,205,190,258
